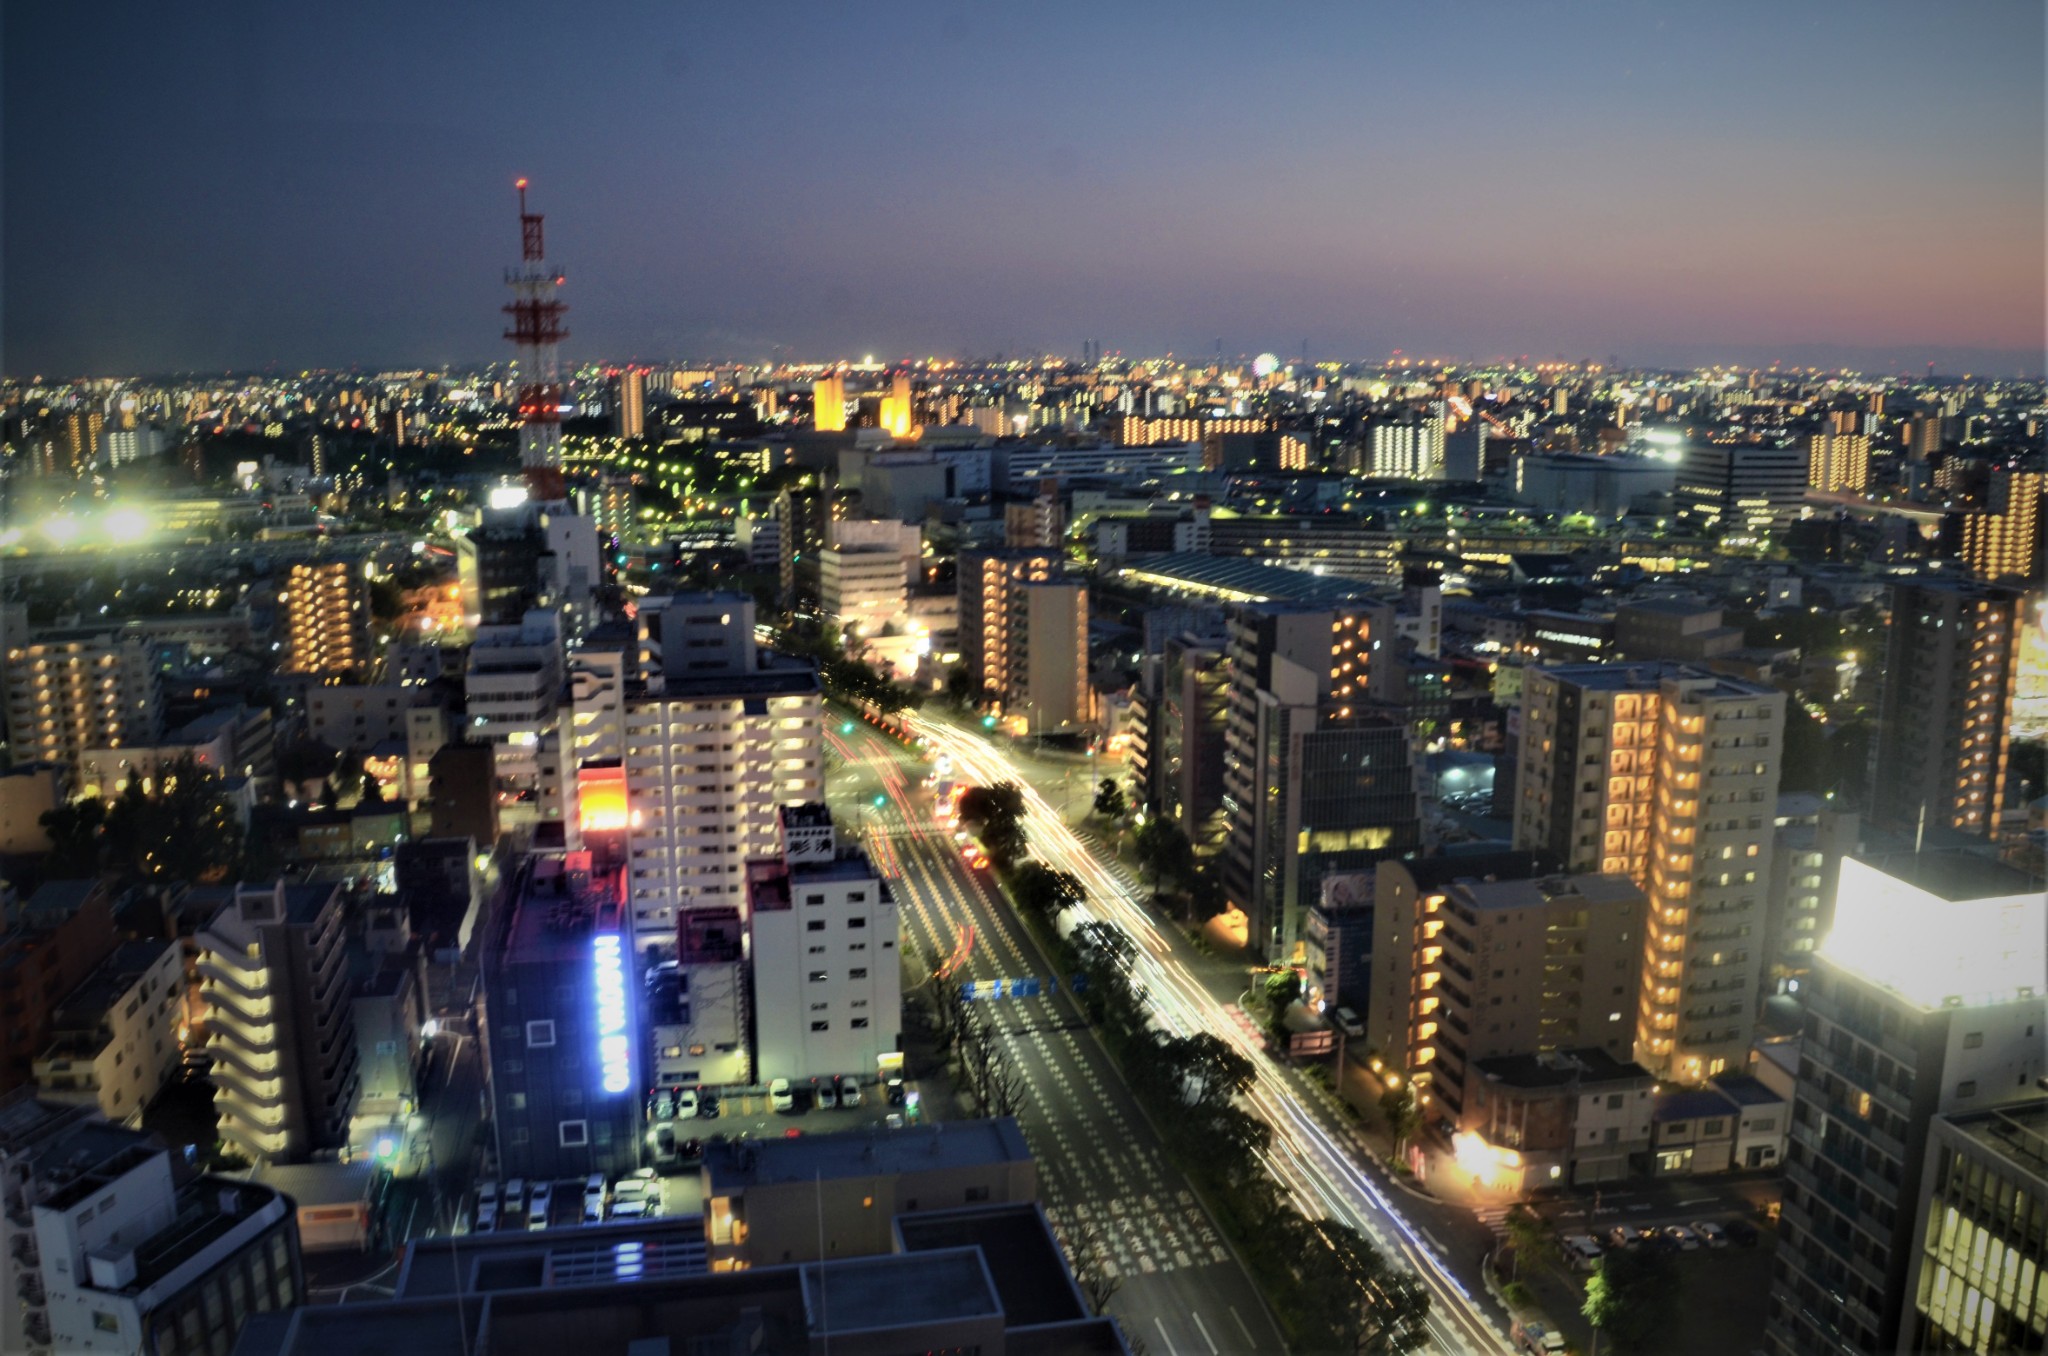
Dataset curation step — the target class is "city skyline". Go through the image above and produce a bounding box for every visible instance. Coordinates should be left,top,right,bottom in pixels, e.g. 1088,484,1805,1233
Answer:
6,0,2043,379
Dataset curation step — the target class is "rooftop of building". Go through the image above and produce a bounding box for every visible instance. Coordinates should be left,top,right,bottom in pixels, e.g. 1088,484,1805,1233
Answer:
393,1214,708,1298
1940,1096,2048,1184
1391,850,1565,892
1449,870,1643,913
119,1177,289,1295
1118,552,1375,605
18,878,103,927
502,854,626,964
1618,596,1721,617
704,1117,1032,1191
1653,1087,1739,1123
632,657,821,702
1850,848,2038,903
237,1242,1128,1356
1474,1046,1653,1091
1533,659,1778,697
807,1247,1000,1334
51,938,176,1025
0,1091,95,1158
896,1204,1090,1330
1707,1072,1784,1107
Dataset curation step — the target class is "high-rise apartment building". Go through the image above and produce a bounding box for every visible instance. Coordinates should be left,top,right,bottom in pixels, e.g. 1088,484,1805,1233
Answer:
1899,1098,2048,1353
1137,632,1231,851
1116,413,1267,446
1219,601,1420,961
1961,468,2044,583
278,561,368,678
1806,427,1871,494
1675,443,1806,540
1367,854,1645,1127
611,367,645,439
811,373,847,432
1760,795,1858,992
1515,663,1784,1080
956,547,1058,705
1871,579,2022,839
748,805,901,1087
1764,854,2046,1356
196,882,361,1164
621,595,822,948
1003,478,1065,549
1368,418,1445,480
2,621,163,776
774,478,829,608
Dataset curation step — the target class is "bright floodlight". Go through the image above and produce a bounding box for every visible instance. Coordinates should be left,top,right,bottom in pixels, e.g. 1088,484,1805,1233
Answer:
1253,352,1280,378
1820,858,2046,1008
41,514,81,545
103,506,150,541
487,484,531,510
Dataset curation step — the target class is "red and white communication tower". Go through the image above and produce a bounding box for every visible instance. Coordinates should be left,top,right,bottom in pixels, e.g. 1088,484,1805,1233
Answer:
504,177,568,502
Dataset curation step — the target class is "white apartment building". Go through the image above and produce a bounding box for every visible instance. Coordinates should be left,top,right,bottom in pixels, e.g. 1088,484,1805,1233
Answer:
622,596,823,949
2,623,162,777
32,941,185,1127
819,546,908,640
1516,663,1784,1081
747,807,900,1086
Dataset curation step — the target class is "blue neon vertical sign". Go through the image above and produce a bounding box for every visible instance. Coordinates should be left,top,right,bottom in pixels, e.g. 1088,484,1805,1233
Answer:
593,932,631,1094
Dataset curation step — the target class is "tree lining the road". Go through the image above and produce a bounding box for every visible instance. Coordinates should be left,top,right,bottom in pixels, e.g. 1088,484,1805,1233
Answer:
958,781,1030,869
961,776,1432,1351
1054,911,1432,1353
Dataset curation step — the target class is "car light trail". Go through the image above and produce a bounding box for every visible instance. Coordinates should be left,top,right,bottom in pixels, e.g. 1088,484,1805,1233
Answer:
907,712,1515,1356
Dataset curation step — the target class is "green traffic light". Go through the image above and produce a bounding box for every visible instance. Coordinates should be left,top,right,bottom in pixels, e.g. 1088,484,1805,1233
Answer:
981,715,996,728
841,722,854,734
872,794,885,807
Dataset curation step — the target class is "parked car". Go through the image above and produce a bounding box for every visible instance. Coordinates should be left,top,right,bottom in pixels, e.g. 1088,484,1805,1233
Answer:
610,1181,652,1219
812,1078,837,1110
1512,1322,1568,1355
675,1087,699,1120
838,1075,863,1107
1663,1224,1702,1251
769,1078,795,1112
885,1077,906,1107
697,1089,721,1120
504,1179,527,1218
1724,1218,1760,1247
678,1137,705,1165
583,1174,607,1223
1561,1234,1605,1272
527,1181,553,1230
1692,1220,1729,1248
474,1194,499,1233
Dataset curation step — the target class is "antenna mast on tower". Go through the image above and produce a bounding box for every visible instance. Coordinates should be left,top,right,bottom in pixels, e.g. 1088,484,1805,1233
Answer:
504,177,568,502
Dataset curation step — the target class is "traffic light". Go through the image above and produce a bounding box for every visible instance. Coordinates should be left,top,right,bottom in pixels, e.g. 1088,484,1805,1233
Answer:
981,715,997,729
841,721,854,734
872,794,885,807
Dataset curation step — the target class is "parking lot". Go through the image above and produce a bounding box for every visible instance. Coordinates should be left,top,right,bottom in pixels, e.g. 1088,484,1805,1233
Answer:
1493,1176,1780,1355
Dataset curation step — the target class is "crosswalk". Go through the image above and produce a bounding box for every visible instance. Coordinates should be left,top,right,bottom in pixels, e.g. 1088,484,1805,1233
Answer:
1472,1203,1517,1235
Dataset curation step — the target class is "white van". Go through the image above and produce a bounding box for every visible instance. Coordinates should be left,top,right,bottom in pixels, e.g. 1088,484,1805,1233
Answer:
1561,1234,1605,1272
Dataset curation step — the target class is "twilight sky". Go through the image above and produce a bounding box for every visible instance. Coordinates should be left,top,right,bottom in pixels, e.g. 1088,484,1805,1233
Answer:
5,0,2043,378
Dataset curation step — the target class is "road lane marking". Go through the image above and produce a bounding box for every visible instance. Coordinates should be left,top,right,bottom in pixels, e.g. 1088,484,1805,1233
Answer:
1152,1317,1181,1355
1189,1311,1220,1355
1230,1307,1258,1347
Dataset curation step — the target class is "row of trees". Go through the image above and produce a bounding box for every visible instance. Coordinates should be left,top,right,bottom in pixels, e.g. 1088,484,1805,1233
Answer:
40,755,250,884
1061,918,1432,1353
